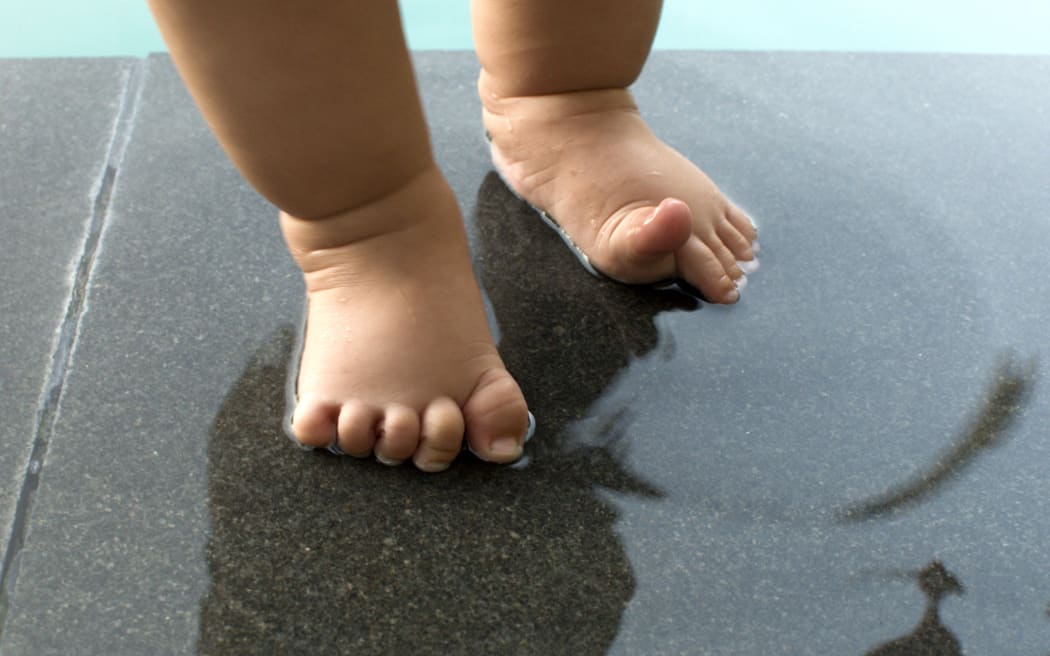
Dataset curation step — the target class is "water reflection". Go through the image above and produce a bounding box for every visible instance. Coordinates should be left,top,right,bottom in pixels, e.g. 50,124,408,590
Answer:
864,561,963,656
201,329,641,654
842,355,1038,520
472,172,698,472
197,174,699,654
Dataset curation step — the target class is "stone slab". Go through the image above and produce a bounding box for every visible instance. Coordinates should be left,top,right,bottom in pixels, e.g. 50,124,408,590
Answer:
2,52,1049,655
0,58,135,570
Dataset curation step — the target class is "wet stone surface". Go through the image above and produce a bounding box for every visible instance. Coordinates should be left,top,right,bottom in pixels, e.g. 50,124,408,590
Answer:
0,58,135,558
1,52,1048,655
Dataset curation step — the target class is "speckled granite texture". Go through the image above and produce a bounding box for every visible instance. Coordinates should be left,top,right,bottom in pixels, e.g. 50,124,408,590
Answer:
0,52,1048,655
0,58,135,562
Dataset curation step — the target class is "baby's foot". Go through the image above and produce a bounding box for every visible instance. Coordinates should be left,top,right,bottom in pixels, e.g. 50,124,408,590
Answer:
480,72,758,303
280,165,530,472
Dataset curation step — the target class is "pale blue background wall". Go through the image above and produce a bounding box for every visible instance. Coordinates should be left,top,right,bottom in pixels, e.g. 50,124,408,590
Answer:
3,0,1049,58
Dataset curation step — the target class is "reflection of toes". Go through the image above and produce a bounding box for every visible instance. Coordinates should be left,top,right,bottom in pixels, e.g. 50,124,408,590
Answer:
336,401,380,457
414,397,465,473
373,404,420,466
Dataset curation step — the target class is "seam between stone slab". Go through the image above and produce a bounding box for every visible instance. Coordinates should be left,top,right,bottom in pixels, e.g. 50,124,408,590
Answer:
0,57,147,635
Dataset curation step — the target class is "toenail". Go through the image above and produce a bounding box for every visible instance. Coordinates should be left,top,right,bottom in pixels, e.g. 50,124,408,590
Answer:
751,241,761,254
734,274,748,292
725,288,740,303
488,437,523,461
737,258,760,275
375,454,404,466
414,458,450,474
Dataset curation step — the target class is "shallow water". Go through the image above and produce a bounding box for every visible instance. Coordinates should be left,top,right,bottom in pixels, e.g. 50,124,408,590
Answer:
1,52,1049,655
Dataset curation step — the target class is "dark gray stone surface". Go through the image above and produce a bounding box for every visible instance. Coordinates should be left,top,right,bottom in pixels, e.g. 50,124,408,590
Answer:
2,52,1048,654
0,58,135,565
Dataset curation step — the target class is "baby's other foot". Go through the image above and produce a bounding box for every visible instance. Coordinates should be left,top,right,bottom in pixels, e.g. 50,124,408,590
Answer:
480,72,758,303
281,166,530,472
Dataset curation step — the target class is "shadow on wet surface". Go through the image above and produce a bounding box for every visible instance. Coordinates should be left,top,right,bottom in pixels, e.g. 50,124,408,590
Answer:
195,174,704,654
198,172,1048,655
842,356,1039,522
864,561,964,656
847,358,1042,655
472,172,702,474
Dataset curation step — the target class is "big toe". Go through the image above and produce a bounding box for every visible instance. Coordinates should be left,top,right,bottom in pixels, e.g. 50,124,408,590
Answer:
605,198,693,282
463,368,530,464
291,394,340,449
